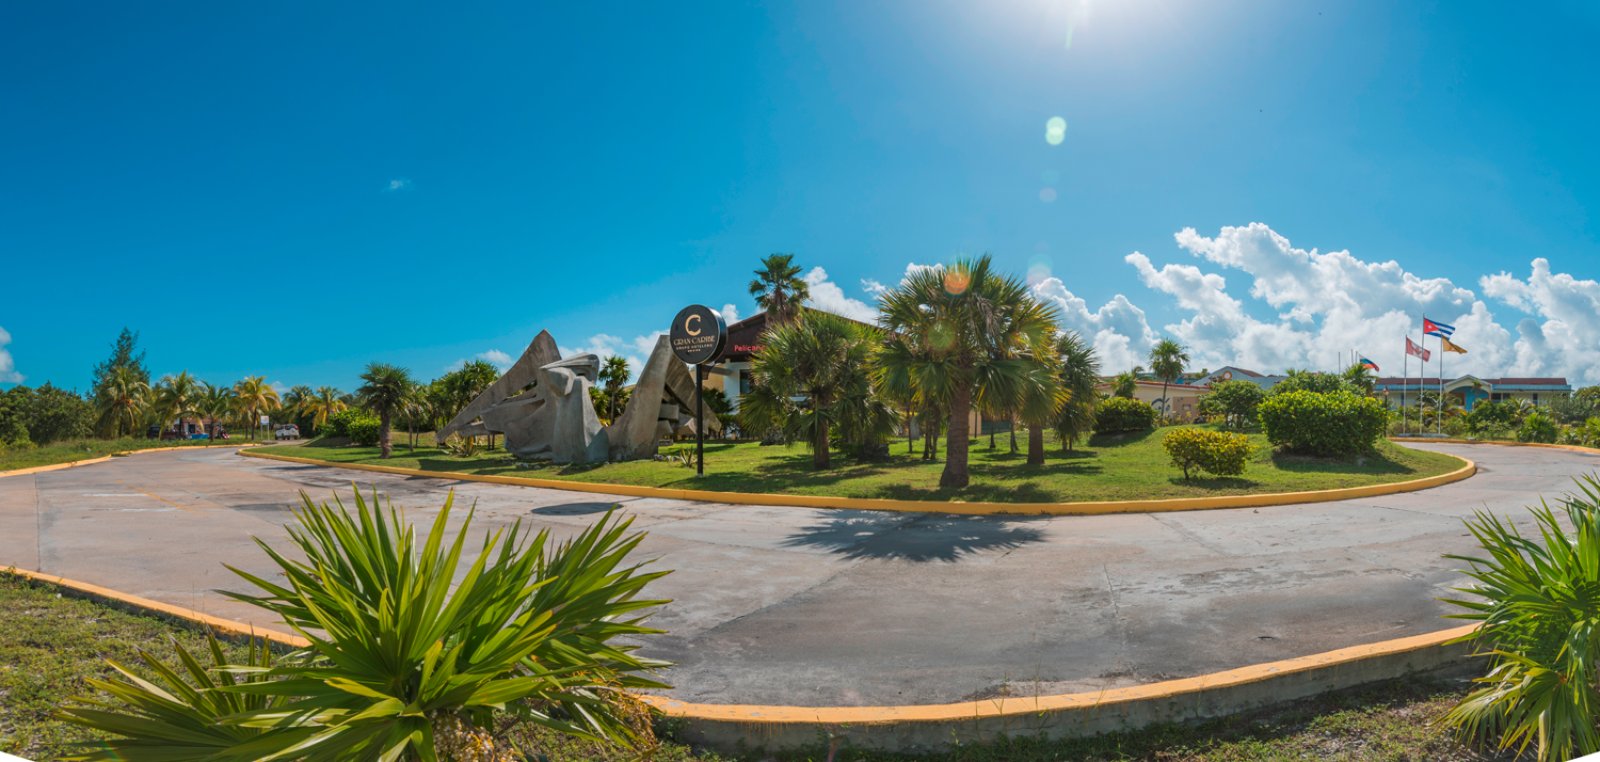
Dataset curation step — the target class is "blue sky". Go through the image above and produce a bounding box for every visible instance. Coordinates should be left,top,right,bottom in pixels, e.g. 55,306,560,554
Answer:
5,0,1600,392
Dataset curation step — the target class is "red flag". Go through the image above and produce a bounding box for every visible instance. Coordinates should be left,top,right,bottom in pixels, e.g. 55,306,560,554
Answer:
1405,336,1431,362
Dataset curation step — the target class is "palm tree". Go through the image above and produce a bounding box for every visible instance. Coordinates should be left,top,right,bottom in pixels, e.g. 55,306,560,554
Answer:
1148,339,1189,420
197,383,236,439
233,376,281,440
95,366,150,438
600,355,630,424
752,311,868,469
748,253,810,325
302,386,347,436
1341,362,1377,395
152,372,203,438
877,255,1061,488
357,363,415,459
1018,361,1065,465
1054,331,1102,452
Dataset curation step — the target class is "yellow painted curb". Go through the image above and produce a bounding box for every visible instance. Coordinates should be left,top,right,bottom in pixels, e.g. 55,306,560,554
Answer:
238,446,1477,517
0,567,1478,733
0,442,265,480
1,567,307,648
1391,436,1600,457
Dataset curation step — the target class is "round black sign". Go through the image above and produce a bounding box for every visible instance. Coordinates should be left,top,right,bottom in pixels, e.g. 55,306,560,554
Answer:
670,304,727,365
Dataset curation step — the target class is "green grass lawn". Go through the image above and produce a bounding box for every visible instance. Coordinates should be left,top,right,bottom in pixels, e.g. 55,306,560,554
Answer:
0,571,1500,761
0,436,258,472
258,426,1466,504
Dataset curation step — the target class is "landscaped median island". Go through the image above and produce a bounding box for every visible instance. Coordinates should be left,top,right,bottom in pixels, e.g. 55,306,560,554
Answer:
0,436,254,474
0,570,1497,762
254,426,1466,505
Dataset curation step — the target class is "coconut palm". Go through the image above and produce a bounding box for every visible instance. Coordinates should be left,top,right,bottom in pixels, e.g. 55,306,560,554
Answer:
94,366,150,438
232,376,280,440
152,371,203,438
357,362,414,458
301,386,347,436
876,255,1061,488
1054,331,1102,452
748,253,810,325
1148,338,1189,419
196,383,236,439
282,385,313,418
751,311,874,469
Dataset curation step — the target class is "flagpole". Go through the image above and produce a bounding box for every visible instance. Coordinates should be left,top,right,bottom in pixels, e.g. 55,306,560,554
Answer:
1402,345,1408,434
1437,327,1444,436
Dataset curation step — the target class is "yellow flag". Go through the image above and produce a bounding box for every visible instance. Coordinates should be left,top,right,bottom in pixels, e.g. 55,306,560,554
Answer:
1441,337,1468,354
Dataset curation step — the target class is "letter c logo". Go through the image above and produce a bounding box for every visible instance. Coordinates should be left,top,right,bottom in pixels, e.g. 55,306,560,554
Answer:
685,313,702,336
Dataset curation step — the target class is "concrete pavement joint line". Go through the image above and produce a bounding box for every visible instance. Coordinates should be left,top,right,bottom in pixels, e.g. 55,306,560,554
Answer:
236,446,1479,516
0,566,1480,733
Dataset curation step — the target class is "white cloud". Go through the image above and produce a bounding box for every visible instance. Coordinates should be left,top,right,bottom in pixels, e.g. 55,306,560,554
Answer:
385,178,412,192
558,332,668,384
802,266,879,323
0,326,22,384
268,380,289,397
1079,222,1600,385
720,303,740,323
476,349,513,370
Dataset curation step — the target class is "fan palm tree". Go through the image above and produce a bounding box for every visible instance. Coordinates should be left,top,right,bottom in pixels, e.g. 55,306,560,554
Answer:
1054,331,1102,452
197,383,237,439
876,255,1061,488
600,355,630,424
357,363,415,459
748,253,810,325
152,371,203,438
233,376,281,440
95,366,150,438
301,386,347,436
1148,338,1189,419
751,311,868,469
1018,361,1066,465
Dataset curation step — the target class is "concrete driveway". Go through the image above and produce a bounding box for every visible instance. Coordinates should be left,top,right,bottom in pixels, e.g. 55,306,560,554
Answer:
2,443,1596,706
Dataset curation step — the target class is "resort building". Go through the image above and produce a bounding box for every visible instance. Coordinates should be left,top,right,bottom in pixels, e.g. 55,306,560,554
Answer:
1095,379,1211,421
1373,375,1572,411
1186,366,1286,390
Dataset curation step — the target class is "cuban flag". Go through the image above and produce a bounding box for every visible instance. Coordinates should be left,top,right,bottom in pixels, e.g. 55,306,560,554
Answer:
1422,317,1455,338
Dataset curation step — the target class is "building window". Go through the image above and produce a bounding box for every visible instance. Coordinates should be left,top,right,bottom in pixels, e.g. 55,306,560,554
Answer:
739,370,753,396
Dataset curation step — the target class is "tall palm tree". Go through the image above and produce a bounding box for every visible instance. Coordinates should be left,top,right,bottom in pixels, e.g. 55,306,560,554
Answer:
302,386,347,436
1054,331,1102,452
1148,339,1190,419
233,376,281,440
876,255,1061,488
599,355,630,424
282,385,314,421
95,366,150,438
748,253,810,325
152,371,203,438
197,383,236,439
357,363,415,459
1018,360,1066,465
752,311,866,469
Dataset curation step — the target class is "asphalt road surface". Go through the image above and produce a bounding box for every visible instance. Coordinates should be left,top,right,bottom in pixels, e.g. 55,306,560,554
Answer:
3,443,1597,706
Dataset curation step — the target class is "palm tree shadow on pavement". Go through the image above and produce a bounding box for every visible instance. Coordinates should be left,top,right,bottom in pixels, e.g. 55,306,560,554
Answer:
782,513,1047,562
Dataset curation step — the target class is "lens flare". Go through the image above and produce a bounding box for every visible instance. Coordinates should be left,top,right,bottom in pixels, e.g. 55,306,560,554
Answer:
1026,255,1053,285
1041,169,1061,185
1038,187,1057,203
1045,116,1067,146
943,269,971,295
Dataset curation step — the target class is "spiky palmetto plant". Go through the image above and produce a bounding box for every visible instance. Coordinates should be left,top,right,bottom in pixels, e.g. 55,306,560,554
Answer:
62,489,670,761
1443,475,1600,762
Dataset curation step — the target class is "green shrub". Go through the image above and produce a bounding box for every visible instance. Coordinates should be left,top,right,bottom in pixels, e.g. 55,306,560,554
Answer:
1093,397,1157,434
62,489,670,760
1198,380,1265,430
1267,369,1359,397
1258,390,1389,456
1517,410,1559,443
1444,476,1600,762
346,416,381,446
1162,427,1253,480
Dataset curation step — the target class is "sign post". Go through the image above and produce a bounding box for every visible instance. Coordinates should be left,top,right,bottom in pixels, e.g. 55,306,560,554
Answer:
669,304,727,476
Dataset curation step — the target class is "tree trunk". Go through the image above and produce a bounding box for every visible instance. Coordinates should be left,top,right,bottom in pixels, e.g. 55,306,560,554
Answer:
813,415,830,470
1161,381,1170,421
1009,418,1018,454
379,412,393,459
941,384,971,488
1028,424,1044,465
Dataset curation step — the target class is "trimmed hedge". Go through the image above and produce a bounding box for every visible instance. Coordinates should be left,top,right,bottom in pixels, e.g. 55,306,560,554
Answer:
1258,390,1389,456
1093,397,1157,434
1162,427,1254,480
324,408,380,444
347,417,381,447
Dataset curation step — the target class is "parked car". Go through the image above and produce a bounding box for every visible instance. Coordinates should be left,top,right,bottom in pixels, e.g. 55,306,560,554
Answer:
274,424,300,440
